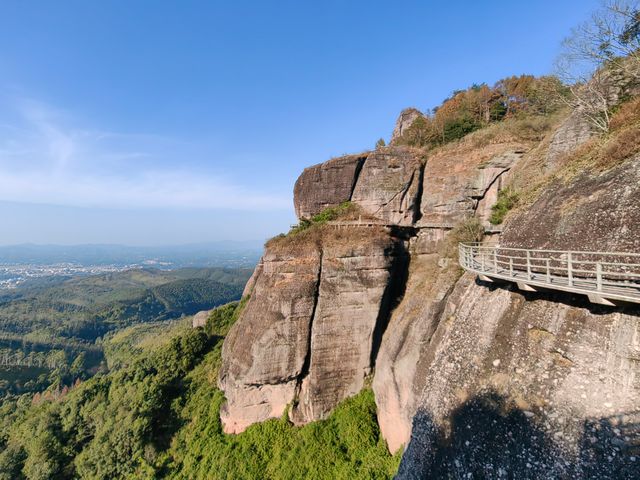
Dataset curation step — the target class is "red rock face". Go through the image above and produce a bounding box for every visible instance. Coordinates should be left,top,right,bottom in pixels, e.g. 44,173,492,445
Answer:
390,107,426,144
221,95,640,475
218,228,407,432
218,242,321,433
293,154,367,219
350,146,424,226
418,143,525,226
290,235,406,424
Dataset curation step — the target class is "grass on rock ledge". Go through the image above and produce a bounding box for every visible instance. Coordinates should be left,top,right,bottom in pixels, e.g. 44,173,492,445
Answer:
265,202,387,253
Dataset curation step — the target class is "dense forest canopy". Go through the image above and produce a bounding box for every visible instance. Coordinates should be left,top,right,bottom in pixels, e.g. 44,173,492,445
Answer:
0,267,251,396
0,301,399,480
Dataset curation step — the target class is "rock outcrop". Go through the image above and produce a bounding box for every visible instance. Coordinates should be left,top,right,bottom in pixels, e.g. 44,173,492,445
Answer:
293,146,424,225
418,142,525,226
220,89,640,477
291,231,407,423
219,227,407,432
218,241,321,433
350,146,424,226
396,271,640,478
391,108,425,144
191,310,210,328
388,152,640,475
545,111,593,170
293,154,366,219
502,154,640,252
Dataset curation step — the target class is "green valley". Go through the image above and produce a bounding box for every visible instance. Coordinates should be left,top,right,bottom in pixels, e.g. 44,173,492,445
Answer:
0,267,251,396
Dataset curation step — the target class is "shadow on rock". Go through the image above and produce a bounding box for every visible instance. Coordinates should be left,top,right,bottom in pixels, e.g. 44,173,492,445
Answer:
476,277,640,318
396,392,640,479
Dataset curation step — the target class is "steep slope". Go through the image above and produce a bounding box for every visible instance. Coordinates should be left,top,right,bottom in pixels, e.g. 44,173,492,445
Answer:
219,78,640,478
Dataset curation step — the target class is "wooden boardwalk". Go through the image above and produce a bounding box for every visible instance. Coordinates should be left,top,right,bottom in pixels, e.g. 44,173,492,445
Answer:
459,242,640,305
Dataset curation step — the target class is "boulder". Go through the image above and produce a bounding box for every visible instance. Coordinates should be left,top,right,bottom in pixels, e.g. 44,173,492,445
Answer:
191,310,210,328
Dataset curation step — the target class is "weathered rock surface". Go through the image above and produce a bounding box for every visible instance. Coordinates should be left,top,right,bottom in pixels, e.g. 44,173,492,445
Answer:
396,273,640,478
545,111,594,170
391,108,425,144
293,154,366,219
418,143,524,226
372,253,459,453
241,256,263,297
389,152,640,475
291,231,407,423
218,241,321,433
350,146,424,226
503,154,640,252
219,227,406,432
220,93,640,477
378,151,640,461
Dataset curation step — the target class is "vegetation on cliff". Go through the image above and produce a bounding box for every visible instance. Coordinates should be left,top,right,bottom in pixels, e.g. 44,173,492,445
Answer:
395,75,567,149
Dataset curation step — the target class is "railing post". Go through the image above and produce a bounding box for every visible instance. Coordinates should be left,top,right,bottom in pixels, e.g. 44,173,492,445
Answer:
596,262,602,292
546,258,551,283
509,257,513,277
493,250,498,274
567,252,573,287
526,250,532,280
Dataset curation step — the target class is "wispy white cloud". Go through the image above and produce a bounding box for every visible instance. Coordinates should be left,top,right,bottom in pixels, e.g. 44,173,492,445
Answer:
0,98,290,210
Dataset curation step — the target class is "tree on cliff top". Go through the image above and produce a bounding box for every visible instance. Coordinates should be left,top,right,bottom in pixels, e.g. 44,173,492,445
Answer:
395,75,564,149
556,0,640,132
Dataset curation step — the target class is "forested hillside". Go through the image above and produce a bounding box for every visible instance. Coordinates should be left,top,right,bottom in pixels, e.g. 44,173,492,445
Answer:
0,267,251,396
0,302,399,479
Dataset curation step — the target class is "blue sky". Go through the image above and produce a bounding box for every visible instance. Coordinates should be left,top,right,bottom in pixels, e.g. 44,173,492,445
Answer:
0,0,600,246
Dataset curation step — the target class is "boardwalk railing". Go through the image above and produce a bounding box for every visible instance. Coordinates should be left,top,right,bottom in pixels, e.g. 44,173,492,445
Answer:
459,242,640,305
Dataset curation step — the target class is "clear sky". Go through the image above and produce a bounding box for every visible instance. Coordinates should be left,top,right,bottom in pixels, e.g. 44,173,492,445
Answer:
0,0,601,246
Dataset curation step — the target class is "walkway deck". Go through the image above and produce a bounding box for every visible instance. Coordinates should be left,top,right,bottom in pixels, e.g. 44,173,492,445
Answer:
459,243,640,305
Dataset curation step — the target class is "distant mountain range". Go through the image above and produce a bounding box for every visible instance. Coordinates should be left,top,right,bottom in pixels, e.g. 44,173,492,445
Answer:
0,241,263,267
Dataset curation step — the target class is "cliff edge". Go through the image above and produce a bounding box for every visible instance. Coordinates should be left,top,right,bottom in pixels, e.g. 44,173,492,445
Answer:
219,76,640,477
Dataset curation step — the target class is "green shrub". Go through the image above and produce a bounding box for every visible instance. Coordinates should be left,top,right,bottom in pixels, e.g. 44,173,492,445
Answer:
205,296,248,337
442,114,481,143
489,188,519,225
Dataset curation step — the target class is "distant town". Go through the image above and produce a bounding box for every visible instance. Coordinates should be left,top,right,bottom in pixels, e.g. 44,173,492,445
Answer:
0,252,260,290
0,263,138,289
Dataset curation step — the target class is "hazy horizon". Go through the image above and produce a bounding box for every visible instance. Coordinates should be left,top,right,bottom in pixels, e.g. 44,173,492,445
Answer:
0,0,600,245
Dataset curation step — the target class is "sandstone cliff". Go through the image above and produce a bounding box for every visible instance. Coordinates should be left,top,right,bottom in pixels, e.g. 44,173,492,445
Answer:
219,227,408,431
219,86,640,477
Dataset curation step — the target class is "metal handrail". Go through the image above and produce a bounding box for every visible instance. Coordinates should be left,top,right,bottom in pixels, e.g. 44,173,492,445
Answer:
458,242,640,305
460,242,640,258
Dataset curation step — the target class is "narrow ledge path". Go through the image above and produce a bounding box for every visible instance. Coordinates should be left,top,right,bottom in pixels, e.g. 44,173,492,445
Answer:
459,242,640,306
